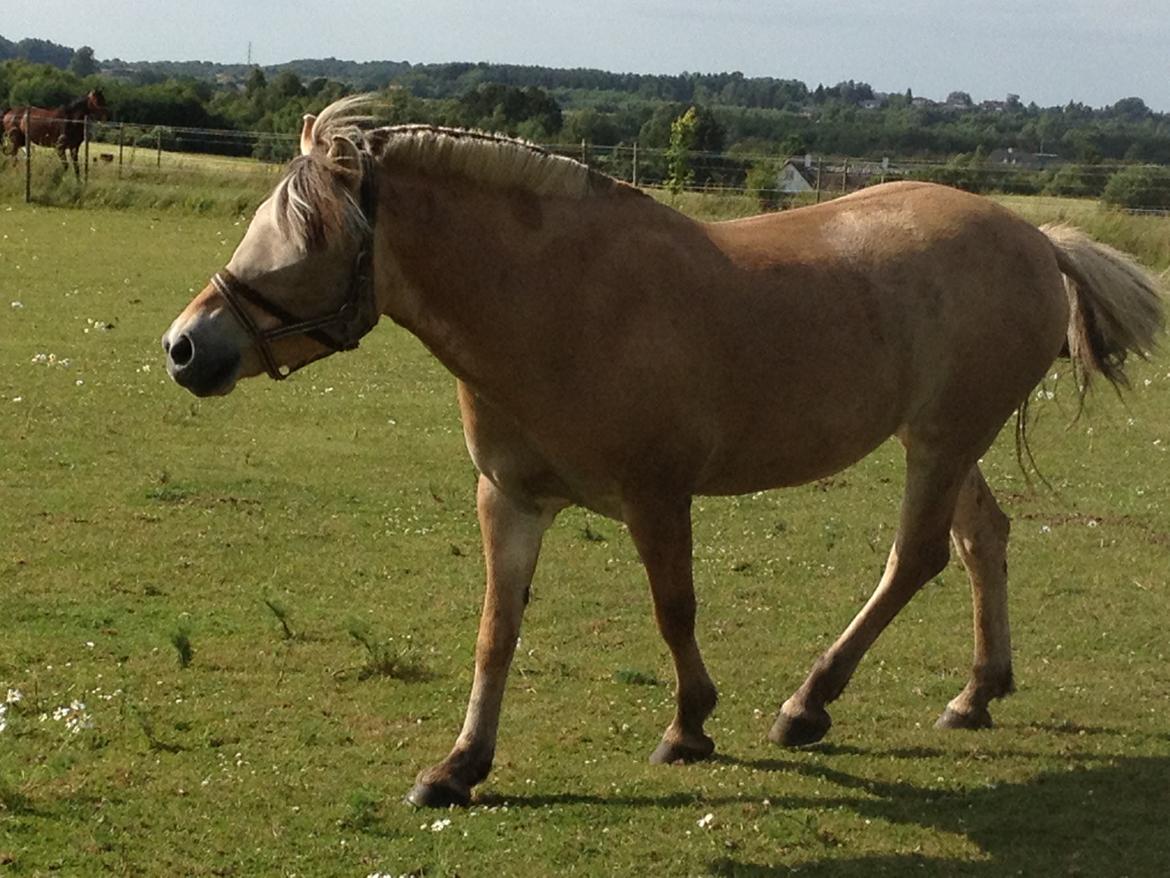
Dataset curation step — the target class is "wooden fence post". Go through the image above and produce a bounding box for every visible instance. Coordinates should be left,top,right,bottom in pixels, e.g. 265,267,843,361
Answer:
632,141,638,187
24,109,32,204
842,159,849,194
815,157,822,204
157,129,162,168
117,123,125,179
84,119,90,185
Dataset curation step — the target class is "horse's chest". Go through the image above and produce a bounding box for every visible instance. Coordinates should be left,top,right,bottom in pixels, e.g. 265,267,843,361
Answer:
461,402,623,519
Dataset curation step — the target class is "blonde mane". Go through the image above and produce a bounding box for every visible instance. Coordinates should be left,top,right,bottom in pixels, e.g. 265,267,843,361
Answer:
305,95,625,200
371,125,618,199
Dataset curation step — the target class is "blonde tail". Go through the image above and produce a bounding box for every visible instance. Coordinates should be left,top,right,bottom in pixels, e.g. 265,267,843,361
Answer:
1042,223,1165,395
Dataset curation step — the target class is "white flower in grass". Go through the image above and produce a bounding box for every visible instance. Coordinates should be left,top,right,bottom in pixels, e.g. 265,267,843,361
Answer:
48,700,93,733
697,812,715,829
5,688,21,704
0,703,8,733
429,817,452,832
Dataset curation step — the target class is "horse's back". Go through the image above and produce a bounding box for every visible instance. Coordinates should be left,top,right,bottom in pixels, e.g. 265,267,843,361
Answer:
690,183,1069,490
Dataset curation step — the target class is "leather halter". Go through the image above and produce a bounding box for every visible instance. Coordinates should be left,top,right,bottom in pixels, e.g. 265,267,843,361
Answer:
211,150,380,381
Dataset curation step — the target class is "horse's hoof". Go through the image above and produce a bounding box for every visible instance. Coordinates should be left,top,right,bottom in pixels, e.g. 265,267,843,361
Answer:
768,706,831,747
405,776,471,808
935,706,993,731
649,733,715,765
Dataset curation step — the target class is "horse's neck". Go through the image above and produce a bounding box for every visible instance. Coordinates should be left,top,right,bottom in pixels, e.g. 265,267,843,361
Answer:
376,169,687,394
61,98,88,118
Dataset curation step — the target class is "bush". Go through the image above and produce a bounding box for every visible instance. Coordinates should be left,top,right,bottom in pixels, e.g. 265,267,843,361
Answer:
1101,165,1170,210
1043,164,1108,198
744,160,783,211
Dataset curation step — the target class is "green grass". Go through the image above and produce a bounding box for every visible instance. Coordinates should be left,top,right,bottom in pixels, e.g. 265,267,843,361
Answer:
1,193,1169,876
0,148,280,216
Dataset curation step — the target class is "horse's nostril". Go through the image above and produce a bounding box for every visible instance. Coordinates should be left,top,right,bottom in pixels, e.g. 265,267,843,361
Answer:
169,334,194,368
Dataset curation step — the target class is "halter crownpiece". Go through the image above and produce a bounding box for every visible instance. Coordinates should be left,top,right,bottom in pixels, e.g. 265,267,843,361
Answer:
213,149,380,381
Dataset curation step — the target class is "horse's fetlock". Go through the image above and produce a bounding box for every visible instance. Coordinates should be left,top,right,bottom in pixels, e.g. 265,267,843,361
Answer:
808,653,849,702
968,663,1014,702
694,677,718,716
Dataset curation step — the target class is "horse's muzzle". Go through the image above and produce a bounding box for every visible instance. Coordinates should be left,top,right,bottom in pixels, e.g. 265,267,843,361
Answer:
162,325,241,397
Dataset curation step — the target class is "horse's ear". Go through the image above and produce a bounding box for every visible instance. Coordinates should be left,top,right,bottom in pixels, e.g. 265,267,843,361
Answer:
300,114,317,156
327,135,361,173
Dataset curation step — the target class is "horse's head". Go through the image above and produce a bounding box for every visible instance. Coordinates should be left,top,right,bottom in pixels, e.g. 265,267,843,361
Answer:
86,89,109,121
162,109,380,396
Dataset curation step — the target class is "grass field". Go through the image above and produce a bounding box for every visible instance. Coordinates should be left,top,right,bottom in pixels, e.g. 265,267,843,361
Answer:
1,185,1169,876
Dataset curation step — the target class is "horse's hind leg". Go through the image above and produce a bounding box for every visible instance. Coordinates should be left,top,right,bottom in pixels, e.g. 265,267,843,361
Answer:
625,494,718,764
937,465,1014,729
770,443,970,747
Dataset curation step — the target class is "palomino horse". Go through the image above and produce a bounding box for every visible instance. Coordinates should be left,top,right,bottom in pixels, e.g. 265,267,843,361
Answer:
2,89,108,178
162,97,1164,807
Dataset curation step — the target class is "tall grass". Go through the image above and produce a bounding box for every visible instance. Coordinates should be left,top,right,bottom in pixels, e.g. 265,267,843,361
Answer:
997,194,1170,273
0,151,278,216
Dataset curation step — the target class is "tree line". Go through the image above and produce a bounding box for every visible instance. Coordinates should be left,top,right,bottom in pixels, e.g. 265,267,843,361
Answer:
3,38,1170,207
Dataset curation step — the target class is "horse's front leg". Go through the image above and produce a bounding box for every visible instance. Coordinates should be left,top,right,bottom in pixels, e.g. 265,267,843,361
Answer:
407,475,556,807
624,494,718,764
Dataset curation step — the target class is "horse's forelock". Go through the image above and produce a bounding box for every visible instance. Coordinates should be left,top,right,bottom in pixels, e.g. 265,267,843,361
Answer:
274,154,368,251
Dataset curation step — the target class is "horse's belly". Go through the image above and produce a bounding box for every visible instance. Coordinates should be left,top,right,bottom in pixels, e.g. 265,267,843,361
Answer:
695,417,897,495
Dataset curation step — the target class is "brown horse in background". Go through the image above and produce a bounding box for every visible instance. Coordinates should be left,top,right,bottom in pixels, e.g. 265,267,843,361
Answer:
2,89,108,177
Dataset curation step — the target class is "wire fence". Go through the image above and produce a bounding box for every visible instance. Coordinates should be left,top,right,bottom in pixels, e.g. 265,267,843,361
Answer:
9,118,1170,214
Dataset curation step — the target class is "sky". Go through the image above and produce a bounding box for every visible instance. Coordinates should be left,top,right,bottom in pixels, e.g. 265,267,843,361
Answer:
6,0,1169,111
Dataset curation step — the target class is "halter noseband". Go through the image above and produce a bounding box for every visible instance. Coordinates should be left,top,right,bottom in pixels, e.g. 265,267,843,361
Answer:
212,150,380,381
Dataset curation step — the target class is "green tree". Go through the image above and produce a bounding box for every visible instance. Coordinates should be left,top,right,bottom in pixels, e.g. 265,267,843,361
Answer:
272,71,304,99
665,106,698,195
69,46,97,78
563,108,619,146
245,68,267,98
1110,97,1150,122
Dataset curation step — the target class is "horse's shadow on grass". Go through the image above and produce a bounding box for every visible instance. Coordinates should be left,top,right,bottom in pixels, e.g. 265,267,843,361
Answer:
721,749,1170,877
480,738,1170,877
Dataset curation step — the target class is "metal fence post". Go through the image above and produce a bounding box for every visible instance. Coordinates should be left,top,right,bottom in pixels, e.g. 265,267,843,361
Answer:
24,108,32,204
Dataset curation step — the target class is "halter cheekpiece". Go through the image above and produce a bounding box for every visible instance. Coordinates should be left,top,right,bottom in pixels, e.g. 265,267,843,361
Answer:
212,149,380,381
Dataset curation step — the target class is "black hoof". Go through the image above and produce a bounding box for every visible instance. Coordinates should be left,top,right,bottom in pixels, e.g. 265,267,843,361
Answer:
405,777,471,808
935,706,993,731
768,707,831,747
649,733,715,765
